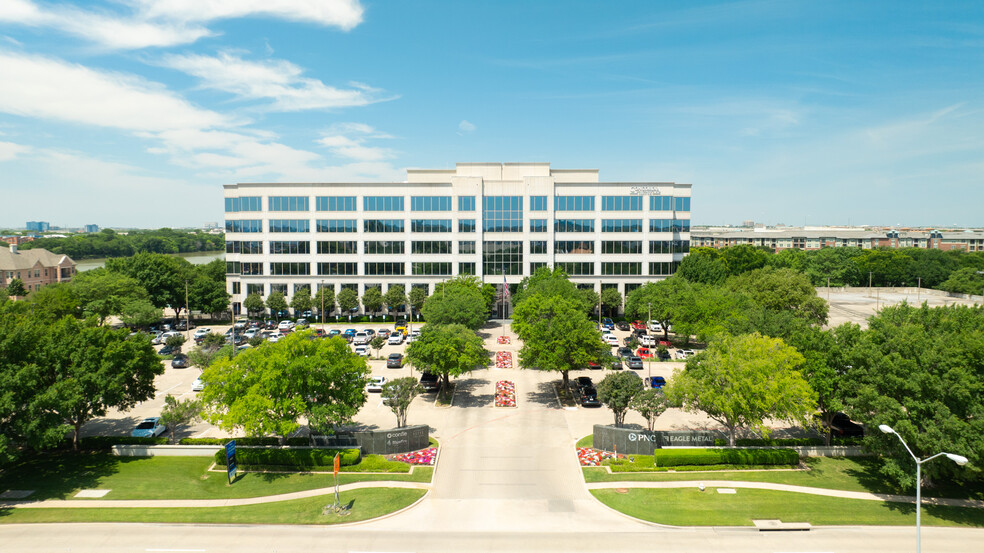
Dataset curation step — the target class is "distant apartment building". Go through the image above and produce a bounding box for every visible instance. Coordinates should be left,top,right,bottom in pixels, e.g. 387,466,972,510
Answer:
0,244,76,294
26,221,50,232
84,224,99,233
691,228,984,252
1,235,35,246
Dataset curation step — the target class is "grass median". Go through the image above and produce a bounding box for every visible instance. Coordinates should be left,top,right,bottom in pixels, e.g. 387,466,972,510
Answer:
591,487,984,527
0,487,426,525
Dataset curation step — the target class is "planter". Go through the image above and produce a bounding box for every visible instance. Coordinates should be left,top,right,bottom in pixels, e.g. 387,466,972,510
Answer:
495,351,513,368
391,447,437,465
495,380,516,407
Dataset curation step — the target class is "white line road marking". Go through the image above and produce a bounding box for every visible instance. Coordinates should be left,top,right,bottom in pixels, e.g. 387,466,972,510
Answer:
146,549,207,552
160,382,181,394
193,428,213,438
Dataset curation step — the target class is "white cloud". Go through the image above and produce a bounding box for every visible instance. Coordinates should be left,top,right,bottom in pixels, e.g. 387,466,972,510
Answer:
458,120,476,134
159,52,393,111
316,122,395,161
0,0,364,50
0,140,30,161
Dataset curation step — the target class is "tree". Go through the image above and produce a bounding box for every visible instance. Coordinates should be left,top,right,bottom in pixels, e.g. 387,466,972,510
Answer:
266,291,288,317
27,282,80,319
314,286,335,319
370,335,386,357
188,271,229,316
361,286,383,317
601,287,623,317
630,388,668,432
382,377,422,428
336,288,360,316
939,267,984,296
513,266,594,314
597,372,644,427
384,285,407,316
188,336,232,371
243,293,266,318
405,324,490,390
201,333,370,439
119,298,163,328
854,249,914,287
625,277,692,340
512,294,606,388
677,248,728,285
159,394,201,443
801,246,864,287
408,286,428,315
423,276,488,330
165,334,186,349
726,266,829,326
70,268,150,324
719,244,772,276
4,278,27,296
105,253,194,322
669,332,816,446
290,286,312,315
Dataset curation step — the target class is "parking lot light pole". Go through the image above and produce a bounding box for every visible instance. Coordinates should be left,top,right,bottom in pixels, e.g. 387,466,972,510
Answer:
647,302,652,379
878,424,968,553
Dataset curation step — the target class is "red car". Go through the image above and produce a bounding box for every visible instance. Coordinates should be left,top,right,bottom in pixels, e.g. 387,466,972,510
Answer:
636,347,656,359
632,320,646,330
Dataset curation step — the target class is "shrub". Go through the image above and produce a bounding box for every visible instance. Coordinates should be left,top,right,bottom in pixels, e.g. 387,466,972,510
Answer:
712,437,864,447
181,437,280,446
213,447,361,468
652,448,798,466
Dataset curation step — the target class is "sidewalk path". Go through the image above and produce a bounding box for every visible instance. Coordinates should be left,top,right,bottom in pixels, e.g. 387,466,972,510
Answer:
586,480,984,509
0,480,429,509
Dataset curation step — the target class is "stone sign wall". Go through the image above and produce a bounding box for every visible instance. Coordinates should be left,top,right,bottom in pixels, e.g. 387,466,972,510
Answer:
312,425,429,455
592,425,720,455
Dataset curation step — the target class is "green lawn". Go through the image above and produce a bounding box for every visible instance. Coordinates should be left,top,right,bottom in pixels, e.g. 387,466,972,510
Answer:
583,456,984,501
591,488,984,527
0,453,432,501
0,487,426,525
576,435,593,448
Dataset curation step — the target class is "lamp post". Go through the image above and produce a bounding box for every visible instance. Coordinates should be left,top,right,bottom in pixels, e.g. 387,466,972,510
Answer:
647,302,652,379
878,424,968,553
320,280,325,331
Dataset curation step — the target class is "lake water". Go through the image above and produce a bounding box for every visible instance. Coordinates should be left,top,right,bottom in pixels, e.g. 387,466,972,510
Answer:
75,251,225,272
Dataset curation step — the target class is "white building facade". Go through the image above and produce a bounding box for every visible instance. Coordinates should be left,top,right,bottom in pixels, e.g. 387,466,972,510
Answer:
223,162,691,316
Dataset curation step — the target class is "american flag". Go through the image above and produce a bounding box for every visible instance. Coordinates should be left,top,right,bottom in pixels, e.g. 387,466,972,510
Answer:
502,274,510,299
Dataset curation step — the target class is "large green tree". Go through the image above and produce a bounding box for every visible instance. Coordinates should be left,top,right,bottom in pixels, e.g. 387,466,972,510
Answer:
625,277,692,339
630,388,667,432
384,285,407,316
105,252,194,322
4,278,27,297
243,293,266,318
512,266,594,313
361,286,383,316
725,266,829,326
336,288,360,315
669,332,816,446
290,286,313,314
314,286,335,318
720,244,772,276
70,268,151,324
405,324,490,390
382,377,422,428
408,286,428,315
512,294,606,387
423,276,488,330
597,372,644,427
200,333,370,439
265,291,288,317
939,267,984,296
676,247,729,285
600,287,623,318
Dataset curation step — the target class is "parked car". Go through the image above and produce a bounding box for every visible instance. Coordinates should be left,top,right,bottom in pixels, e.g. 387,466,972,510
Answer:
579,386,601,407
387,353,404,368
295,318,309,329
601,317,615,330
636,347,656,359
615,321,630,331
829,412,865,437
159,331,182,343
278,320,295,331
640,335,657,347
328,329,341,337
645,376,667,389
158,345,179,356
193,328,212,343
243,328,259,340
174,320,194,331
377,329,390,339
300,310,313,319
632,320,646,330
354,331,370,345
171,353,190,368
602,333,619,346
648,320,662,332
656,349,672,361
233,318,248,330
394,319,407,333
263,319,278,330
267,331,284,343
617,346,634,359
676,349,695,360
387,332,404,345
600,351,623,370
354,345,370,357
632,328,648,337
344,328,357,337
366,376,386,393
419,371,440,392
627,356,644,370
131,417,167,438
574,376,594,392
191,376,204,391
149,331,165,345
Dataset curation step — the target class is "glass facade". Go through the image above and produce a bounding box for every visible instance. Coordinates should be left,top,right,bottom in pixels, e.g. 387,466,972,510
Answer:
226,240,263,254
483,241,524,275
650,219,690,232
412,262,452,275
650,196,691,211
649,240,690,254
459,241,476,254
529,219,547,233
365,262,405,275
458,219,476,233
317,241,357,254
365,219,405,232
270,241,310,254
412,241,452,254
269,196,309,211
225,196,262,212
317,219,357,232
412,219,452,232
601,219,642,232
601,240,642,254
459,262,476,275
529,195,547,211
364,241,404,254
555,196,594,211
318,262,357,275
601,196,642,211
555,219,595,232
483,196,523,232
555,240,594,254
602,262,642,275
269,219,310,233
270,262,311,275
557,261,594,275
316,196,356,211
458,196,475,211
649,261,680,275
411,196,452,211
226,220,262,233
364,196,404,211
529,240,547,254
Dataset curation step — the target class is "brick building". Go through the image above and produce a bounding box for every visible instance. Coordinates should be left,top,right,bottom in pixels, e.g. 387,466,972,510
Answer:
0,244,76,294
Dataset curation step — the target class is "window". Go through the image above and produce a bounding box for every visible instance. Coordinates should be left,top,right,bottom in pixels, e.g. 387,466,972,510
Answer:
557,262,594,275
554,196,594,211
530,262,548,273
459,241,476,254
364,241,404,254
225,220,262,233
529,240,547,254
270,262,310,275
483,196,523,232
224,196,261,212
225,262,263,275
247,283,264,296
294,283,311,295
364,196,404,211
650,196,673,211
411,196,452,211
412,219,452,232
459,262,476,275
269,241,310,255
268,196,309,211
601,219,642,233
649,261,680,276
226,241,263,254
317,241,357,254
317,219,357,232
674,197,691,211
316,196,356,211
269,219,310,233
529,219,547,233
459,219,476,233
270,283,288,295
555,219,594,232
601,196,642,211
602,262,642,275
483,240,524,275
364,219,405,232
412,262,452,275
602,241,642,254
650,219,691,232
529,195,547,211
649,240,690,254
365,262,405,275
458,196,475,211
412,241,452,254
554,240,594,254
318,262,357,275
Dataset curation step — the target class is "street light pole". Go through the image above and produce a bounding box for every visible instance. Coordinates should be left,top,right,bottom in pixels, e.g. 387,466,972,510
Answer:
647,302,652,379
320,280,325,331
878,424,968,553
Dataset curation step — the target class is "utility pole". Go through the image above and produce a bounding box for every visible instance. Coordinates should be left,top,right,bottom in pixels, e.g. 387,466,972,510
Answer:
827,276,830,303
320,280,325,330
184,280,190,342
647,302,652,380
868,271,873,298
917,277,921,303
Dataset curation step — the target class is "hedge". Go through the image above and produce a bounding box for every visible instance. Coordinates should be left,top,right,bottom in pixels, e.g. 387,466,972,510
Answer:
213,447,361,468
180,437,281,446
652,448,798,466
712,437,864,447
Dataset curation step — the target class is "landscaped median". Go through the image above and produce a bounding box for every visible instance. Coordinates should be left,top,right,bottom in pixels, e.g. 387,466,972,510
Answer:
0,439,439,525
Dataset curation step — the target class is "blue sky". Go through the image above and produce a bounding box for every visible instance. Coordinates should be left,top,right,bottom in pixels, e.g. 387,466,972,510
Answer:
0,0,981,229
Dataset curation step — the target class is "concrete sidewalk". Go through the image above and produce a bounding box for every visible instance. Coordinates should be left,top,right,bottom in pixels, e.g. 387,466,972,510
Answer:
586,480,984,508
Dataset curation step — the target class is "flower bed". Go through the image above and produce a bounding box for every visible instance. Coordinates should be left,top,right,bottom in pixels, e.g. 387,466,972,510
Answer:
577,447,621,466
391,447,437,465
497,335,511,344
495,380,516,407
494,351,513,368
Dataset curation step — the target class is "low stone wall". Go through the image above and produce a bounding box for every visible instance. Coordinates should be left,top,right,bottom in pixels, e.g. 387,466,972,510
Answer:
112,445,221,457
312,425,429,455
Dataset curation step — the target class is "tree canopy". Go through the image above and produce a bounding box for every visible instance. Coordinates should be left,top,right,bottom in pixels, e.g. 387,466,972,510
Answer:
422,276,488,330
512,293,606,387
405,323,489,390
597,372,644,427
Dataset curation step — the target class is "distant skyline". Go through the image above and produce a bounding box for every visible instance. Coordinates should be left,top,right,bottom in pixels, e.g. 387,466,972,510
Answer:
0,1,981,228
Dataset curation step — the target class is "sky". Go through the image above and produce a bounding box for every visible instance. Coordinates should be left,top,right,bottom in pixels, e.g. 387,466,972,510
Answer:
0,0,981,229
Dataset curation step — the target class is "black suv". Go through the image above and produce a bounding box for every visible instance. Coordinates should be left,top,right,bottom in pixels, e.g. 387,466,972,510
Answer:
579,386,601,407
419,371,440,392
